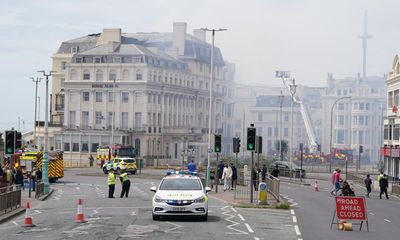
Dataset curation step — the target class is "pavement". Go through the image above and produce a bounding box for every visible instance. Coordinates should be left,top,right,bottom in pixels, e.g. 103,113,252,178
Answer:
0,185,55,224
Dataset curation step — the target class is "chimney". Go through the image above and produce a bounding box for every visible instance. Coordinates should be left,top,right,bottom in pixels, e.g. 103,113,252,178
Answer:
193,29,206,42
98,28,121,46
173,22,187,56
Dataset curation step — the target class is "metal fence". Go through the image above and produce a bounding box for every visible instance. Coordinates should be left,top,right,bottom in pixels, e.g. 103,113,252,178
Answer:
234,170,280,203
0,185,22,215
35,182,45,199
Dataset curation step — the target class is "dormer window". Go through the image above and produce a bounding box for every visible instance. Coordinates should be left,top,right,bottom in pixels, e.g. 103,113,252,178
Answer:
94,57,102,63
76,57,82,63
113,57,121,63
71,46,79,53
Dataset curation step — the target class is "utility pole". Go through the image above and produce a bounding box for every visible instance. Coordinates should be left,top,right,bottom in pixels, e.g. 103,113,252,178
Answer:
278,91,284,162
358,10,372,80
201,27,227,188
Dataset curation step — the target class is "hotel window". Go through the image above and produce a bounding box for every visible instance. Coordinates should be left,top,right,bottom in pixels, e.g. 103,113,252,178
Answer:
122,69,130,80
61,61,67,70
258,112,263,121
70,69,77,80
108,92,114,102
75,57,82,63
136,70,143,80
83,70,90,80
95,92,103,102
94,57,102,63
81,111,89,128
109,70,116,80
95,112,103,125
96,70,103,82
121,112,128,130
113,57,121,63
122,92,129,103
82,92,90,102
388,91,393,107
394,90,399,107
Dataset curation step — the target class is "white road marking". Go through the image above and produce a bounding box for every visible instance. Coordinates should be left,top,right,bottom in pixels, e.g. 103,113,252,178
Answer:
164,221,183,233
23,227,52,232
130,211,136,216
238,214,245,221
369,212,375,216
290,209,295,215
232,208,237,213
294,225,301,236
245,223,254,233
293,216,297,223
221,206,248,235
76,187,80,190
254,237,260,240
12,221,19,226
384,219,391,223
34,210,41,214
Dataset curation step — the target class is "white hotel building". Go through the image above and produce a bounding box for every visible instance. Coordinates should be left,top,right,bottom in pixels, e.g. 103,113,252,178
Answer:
49,23,235,165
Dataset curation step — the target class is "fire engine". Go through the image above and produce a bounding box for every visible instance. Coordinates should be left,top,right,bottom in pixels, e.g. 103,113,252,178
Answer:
96,145,136,167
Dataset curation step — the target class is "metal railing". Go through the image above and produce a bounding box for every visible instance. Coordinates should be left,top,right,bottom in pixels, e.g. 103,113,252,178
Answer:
266,174,280,201
234,170,280,202
0,185,22,215
35,182,45,199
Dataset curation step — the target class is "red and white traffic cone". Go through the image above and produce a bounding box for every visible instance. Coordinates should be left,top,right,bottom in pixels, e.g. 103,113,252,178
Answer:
314,179,319,192
75,198,86,223
23,201,35,227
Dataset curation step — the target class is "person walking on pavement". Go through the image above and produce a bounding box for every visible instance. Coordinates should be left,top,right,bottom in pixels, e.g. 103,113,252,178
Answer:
271,165,280,179
364,174,372,198
331,169,341,196
222,164,232,191
252,165,260,191
119,169,131,198
379,173,389,199
89,154,94,167
230,163,237,190
15,168,24,190
261,164,267,182
108,169,116,198
217,161,224,185
329,169,338,195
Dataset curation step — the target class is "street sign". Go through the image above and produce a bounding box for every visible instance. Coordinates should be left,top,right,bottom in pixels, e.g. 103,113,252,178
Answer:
331,196,369,231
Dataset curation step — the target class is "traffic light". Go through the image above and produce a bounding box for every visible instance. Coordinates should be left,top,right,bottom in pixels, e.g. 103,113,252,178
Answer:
214,134,221,153
256,136,262,153
233,137,241,153
359,145,363,154
16,132,22,149
5,130,16,155
247,127,256,151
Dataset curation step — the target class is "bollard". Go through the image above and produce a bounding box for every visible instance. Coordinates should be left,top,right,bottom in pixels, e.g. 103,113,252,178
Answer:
258,182,268,205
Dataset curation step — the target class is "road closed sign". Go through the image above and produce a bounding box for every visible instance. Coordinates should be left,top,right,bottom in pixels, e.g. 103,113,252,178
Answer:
335,196,367,221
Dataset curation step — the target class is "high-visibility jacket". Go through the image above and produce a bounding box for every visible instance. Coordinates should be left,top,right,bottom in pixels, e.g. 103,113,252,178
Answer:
120,172,129,182
377,173,384,182
108,172,116,185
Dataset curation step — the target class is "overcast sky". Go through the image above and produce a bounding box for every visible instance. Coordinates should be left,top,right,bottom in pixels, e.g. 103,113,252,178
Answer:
1,0,399,132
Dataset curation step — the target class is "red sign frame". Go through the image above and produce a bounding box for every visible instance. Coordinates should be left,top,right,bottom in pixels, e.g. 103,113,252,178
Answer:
335,196,367,221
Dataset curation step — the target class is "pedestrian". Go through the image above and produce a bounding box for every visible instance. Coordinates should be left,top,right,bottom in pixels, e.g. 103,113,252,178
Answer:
31,167,37,191
329,169,338,195
187,160,196,172
222,164,232,191
36,168,42,182
271,165,280,179
108,168,116,198
379,173,389,199
261,164,267,182
252,165,260,191
341,181,355,196
119,169,131,198
332,169,342,196
377,170,384,182
89,154,94,167
217,161,224,185
230,163,237,190
15,168,24,190
364,174,372,198
4,167,12,186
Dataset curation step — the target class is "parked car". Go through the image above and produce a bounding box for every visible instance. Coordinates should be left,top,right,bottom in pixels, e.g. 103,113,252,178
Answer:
102,157,137,174
269,161,306,178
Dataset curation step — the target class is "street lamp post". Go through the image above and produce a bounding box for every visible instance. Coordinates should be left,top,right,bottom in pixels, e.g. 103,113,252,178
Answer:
201,27,227,188
278,91,284,162
329,96,351,173
37,70,56,194
31,77,42,147
289,79,297,180
111,79,116,145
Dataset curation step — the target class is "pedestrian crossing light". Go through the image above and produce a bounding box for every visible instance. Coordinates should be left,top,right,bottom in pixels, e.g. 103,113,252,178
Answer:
247,127,256,151
214,134,221,153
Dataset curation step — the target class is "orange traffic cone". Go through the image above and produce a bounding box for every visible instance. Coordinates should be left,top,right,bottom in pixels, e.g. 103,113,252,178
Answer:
75,198,86,223
23,201,35,227
314,179,319,192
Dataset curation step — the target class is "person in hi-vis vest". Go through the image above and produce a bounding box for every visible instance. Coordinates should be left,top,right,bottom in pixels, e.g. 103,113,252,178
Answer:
119,169,131,198
108,169,116,198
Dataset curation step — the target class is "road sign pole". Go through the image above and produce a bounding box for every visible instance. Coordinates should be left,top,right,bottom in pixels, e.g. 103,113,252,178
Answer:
250,150,254,203
215,152,219,193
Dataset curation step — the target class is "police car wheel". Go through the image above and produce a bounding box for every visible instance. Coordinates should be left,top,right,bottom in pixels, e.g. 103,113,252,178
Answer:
152,213,160,220
200,212,208,221
103,168,108,174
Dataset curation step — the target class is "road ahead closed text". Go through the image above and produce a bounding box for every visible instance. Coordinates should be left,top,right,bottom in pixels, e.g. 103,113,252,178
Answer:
335,196,367,221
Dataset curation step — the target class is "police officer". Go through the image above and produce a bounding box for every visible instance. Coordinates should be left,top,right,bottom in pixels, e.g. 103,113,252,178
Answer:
119,169,131,198
108,168,116,198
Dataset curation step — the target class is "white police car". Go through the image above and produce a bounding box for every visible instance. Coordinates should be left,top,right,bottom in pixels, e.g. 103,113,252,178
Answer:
150,170,211,221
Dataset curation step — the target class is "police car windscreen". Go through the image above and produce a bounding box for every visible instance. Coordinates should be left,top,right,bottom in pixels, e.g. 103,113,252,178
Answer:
123,159,135,163
159,179,202,190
